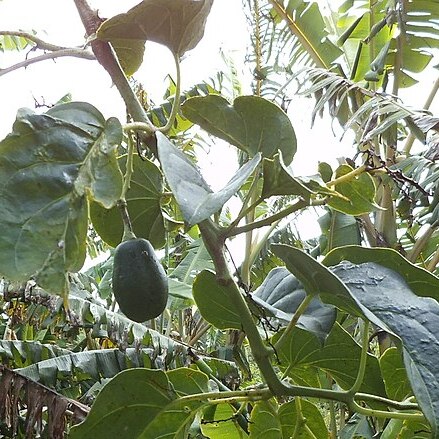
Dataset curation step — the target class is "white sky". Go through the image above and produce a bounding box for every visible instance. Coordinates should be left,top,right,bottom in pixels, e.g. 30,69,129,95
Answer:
0,0,438,248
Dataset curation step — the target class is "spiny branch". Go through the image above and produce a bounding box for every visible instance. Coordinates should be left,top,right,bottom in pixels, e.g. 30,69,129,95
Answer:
0,48,95,77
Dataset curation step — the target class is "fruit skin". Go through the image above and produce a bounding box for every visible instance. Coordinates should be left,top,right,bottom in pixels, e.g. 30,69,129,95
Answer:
112,238,168,322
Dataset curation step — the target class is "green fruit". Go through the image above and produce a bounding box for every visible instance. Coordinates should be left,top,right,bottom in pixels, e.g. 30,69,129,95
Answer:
112,238,168,322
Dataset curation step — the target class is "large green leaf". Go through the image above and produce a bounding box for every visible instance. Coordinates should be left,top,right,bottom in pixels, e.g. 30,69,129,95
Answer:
201,404,248,438
70,367,209,439
193,270,242,330
380,347,412,402
331,261,439,434
323,245,439,301
249,400,281,439
0,102,123,296
318,209,361,255
272,244,361,316
97,0,213,56
279,399,328,439
273,322,386,396
69,369,176,438
328,164,380,215
167,368,209,396
182,95,297,165
157,132,261,225
252,267,336,342
90,155,165,249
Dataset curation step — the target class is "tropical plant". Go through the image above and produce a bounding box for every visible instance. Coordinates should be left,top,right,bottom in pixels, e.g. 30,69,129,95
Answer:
0,0,439,438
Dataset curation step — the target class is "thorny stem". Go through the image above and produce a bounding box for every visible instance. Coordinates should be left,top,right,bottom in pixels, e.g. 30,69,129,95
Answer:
0,48,95,77
0,30,71,51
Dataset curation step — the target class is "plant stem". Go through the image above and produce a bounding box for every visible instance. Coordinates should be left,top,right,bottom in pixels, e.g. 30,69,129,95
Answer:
121,138,135,202
73,0,155,132
354,393,419,411
329,400,338,438
347,320,369,396
118,136,136,241
349,400,425,422
326,164,368,187
227,198,313,237
274,295,313,351
190,351,249,432
0,48,95,77
188,321,211,346
124,122,155,136
157,52,182,133
406,224,435,262
198,219,285,395
292,397,306,438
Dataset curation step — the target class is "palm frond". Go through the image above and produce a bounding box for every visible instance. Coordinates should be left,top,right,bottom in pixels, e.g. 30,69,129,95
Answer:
243,0,337,103
292,66,424,144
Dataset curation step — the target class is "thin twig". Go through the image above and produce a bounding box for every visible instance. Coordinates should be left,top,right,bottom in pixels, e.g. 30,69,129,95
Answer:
0,48,95,77
0,30,71,51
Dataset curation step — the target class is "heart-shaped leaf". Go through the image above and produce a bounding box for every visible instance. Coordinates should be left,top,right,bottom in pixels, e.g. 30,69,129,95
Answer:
90,155,165,249
262,153,315,199
0,103,123,296
273,323,386,396
328,164,381,215
253,267,336,341
70,367,209,438
182,95,297,165
157,132,261,225
111,39,145,76
97,0,214,56
192,270,242,330
380,347,412,402
279,399,329,439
